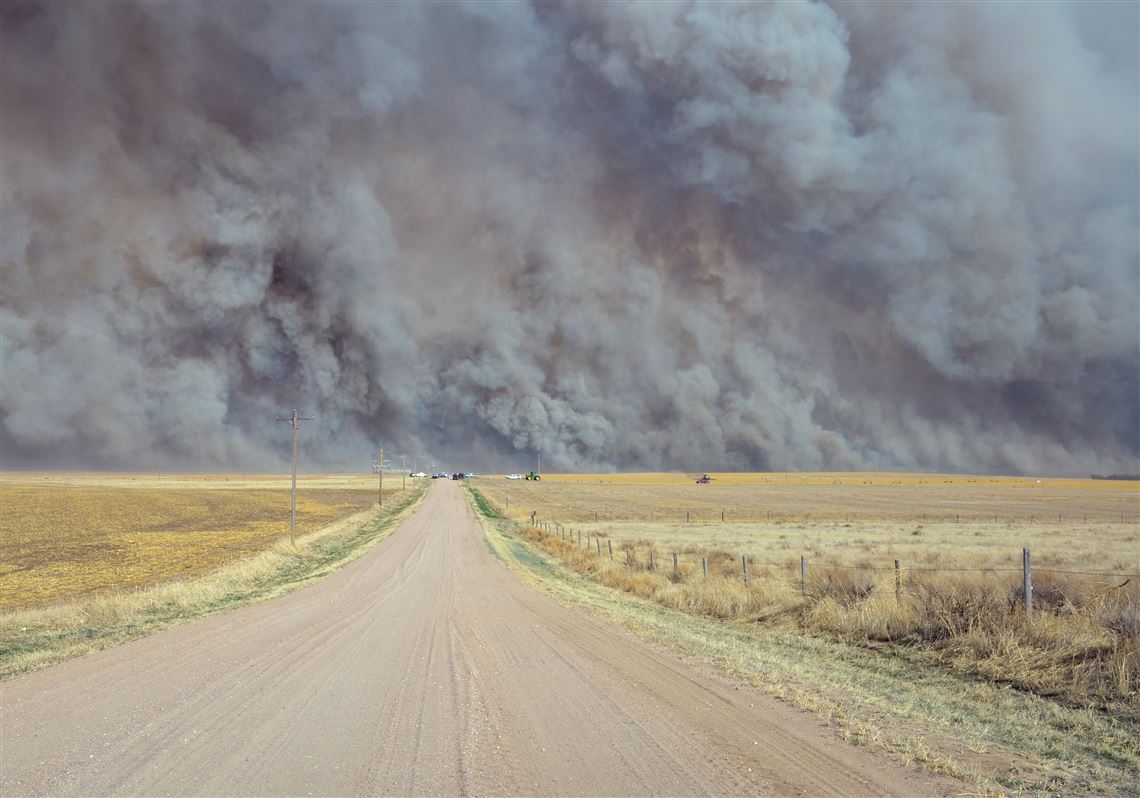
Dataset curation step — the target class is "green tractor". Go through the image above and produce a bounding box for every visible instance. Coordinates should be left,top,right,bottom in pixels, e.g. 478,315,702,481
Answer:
524,471,541,481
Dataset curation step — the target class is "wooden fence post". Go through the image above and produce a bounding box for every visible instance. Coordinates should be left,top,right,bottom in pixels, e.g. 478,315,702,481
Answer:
894,559,900,603
686,510,690,523
673,552,678,574
800,556,807,597
608,539,613,559
742,554,748,584
721,510,724,522
649,549,655,571
702,557,708,578
596,537,601,555
1023,547,1033,620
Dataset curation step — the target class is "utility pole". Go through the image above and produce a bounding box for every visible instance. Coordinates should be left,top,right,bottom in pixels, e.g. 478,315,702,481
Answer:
275,409,314,546
377,447,384,507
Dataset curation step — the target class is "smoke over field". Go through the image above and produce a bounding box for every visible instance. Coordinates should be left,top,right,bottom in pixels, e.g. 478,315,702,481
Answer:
1,1,1137,473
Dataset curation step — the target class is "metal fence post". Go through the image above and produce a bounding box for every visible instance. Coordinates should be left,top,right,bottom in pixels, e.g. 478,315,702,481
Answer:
800,555,807,597
1023,547,1033,619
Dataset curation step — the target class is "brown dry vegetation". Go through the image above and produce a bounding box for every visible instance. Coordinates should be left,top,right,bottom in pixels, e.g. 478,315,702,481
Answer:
0,480,427,678
472,473,1140,709
0,473,396,610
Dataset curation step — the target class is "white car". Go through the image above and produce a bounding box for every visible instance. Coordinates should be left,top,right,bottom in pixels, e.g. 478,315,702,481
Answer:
506,473,522,480
411,471,428,478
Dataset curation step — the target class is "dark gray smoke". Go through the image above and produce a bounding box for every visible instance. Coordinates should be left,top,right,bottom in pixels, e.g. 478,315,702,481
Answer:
1,1,1137,474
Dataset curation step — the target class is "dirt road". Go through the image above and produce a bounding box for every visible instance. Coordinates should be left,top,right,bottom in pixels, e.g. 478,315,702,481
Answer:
2,481,955,796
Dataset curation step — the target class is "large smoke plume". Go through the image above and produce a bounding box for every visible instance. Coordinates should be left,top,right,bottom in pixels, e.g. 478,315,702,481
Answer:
1,1,1137,474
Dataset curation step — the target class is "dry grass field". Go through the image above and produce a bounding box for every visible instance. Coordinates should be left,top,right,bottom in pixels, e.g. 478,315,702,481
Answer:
471,472,1139,708
476,472,1139,573
0,472,401,611
468,484,1140,795
1,477,427,678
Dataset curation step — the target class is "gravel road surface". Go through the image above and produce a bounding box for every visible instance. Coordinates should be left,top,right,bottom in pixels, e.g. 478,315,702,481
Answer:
2,480,956,796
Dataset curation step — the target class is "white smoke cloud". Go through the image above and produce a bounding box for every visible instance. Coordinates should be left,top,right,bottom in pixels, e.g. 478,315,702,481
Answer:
1,0,1136,475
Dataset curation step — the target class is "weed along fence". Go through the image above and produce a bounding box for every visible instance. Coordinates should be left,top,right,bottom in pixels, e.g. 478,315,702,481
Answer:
527,518,1140,619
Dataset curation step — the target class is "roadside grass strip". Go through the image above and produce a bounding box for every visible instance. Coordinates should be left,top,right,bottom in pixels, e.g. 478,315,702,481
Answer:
466,487,1140,797
0,484,427,679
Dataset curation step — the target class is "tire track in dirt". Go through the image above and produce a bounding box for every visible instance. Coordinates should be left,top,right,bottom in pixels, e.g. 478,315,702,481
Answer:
2,480,959,796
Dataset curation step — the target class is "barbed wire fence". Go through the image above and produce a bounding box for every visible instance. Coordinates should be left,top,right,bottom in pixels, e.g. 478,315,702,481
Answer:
517,510,1138,619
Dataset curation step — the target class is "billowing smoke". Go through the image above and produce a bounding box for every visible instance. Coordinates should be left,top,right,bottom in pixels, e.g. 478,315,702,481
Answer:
1,1,1137,475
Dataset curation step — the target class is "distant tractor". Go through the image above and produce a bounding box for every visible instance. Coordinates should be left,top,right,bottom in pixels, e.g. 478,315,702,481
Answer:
525,471,541,481
696,474,711,484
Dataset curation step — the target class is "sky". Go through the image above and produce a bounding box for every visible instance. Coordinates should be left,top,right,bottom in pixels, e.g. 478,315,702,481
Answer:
1,0,1137,475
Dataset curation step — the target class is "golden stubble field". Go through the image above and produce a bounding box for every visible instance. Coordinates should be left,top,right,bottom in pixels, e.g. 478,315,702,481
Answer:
0,472,398,611
476,471,1140,575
